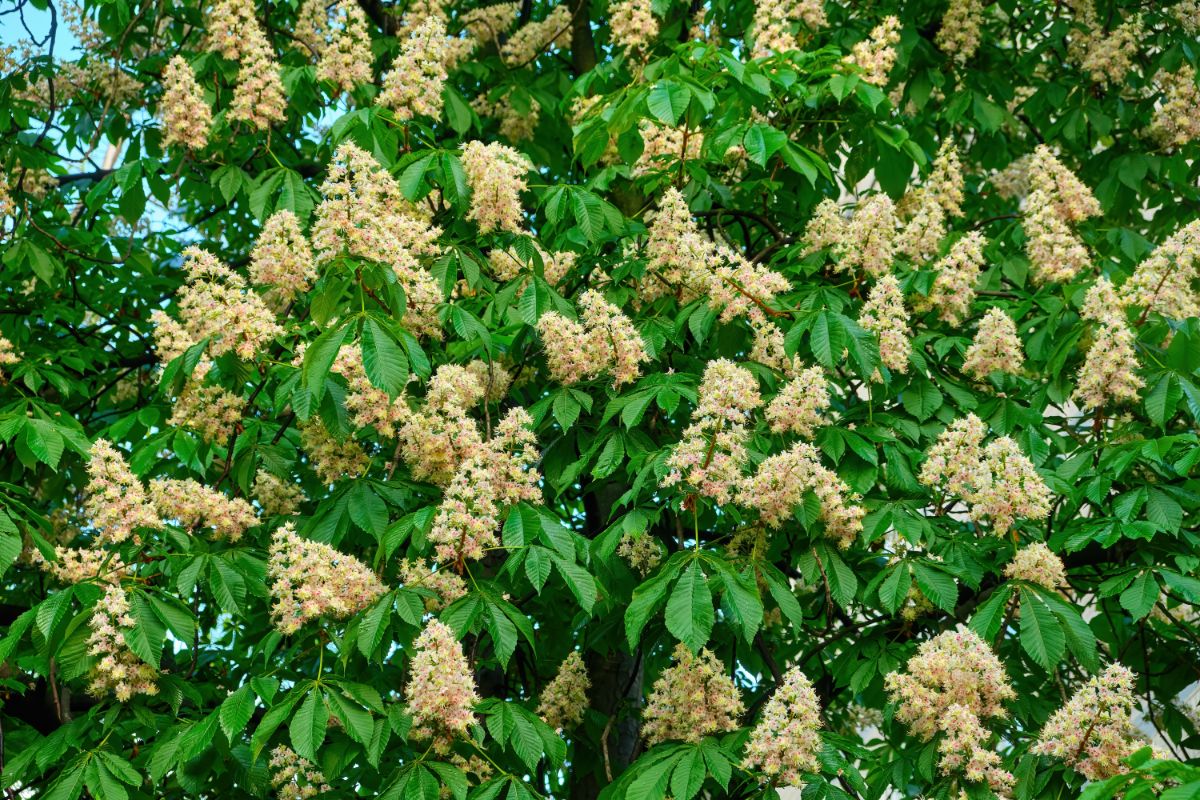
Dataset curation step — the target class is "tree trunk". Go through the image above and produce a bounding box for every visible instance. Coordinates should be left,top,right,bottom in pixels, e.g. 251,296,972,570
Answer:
572,649,643,799
571,484,641,799
570,0,596,75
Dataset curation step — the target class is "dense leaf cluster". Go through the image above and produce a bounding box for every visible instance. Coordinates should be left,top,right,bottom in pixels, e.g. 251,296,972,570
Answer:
1,0,1199,799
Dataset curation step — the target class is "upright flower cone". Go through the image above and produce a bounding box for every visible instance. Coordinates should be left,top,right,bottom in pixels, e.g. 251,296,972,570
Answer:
160,56,211,150
404,619,481,752
743,666,823,785
536,651,591,731
266,524,386,633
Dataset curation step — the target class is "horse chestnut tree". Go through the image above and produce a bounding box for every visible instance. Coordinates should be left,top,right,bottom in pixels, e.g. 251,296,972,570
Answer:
1,0,1199,798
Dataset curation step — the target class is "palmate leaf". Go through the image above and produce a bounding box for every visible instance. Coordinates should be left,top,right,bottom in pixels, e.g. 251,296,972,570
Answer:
913,562,957,612
479,700,565,771
625,556,686,649
712,559,763,644
0,527,21,578
9,0,1200,798
43,759,86,800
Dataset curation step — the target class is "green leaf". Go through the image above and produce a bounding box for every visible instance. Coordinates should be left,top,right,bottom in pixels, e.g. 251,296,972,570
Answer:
249,168,284,221
552,390,581,431
327,690,375,743
486,601,519,667
627,751,679,800
361,318,409,396
209,557,247,614
439,152,469,209
810,311,846,368
1162,570,1200,603
348,482,388,536
817,545,857,608
122,592,167,669
968,586,1013,640
647,81,691,125
277,168,316,221
302,323,351,405
508,710,543,771
86,759,128,800
625,559,682,649
1145,489,1182,532
0,530,21,578
36,588,74,641
1019,588,1065,670
913,563,957,612
593,433,625,479
763,569,805,629
902,377,943,422
251,694,302,760
701,740,733,790
1039,590,1100,672
397,328,431,379
716,564,764,644
525,546,552,592
742,124,788,167
290,688,329,761
878,565,912,614
0,607,35,664
665,561,713,651
23,418,64,469
220,684,256,742
536,509,576,560
829,74,857,102
399,153,436,199
148,594,196,643
1144,374,1180,428
358,594,393,659
178,712,221,762
43,760,85,800
428,763,469,800
443,87,473,134
670,749,706,800
621,392,655,429
569,188,612,242
213,164,245,203
96,752,140,787
448,306,492,351
519,275,556,326
972,93,1006,133
780,142,819,185
1120,571,1159,620
502,507,527,547
551,554,597,614
141,722,183,776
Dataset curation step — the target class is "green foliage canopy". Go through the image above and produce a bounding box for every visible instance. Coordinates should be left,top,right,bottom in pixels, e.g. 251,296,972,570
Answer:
0,0,1199,798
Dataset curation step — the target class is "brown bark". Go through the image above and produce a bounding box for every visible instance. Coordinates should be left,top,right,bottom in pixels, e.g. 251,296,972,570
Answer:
569,0,596,75
570,484,642,799
572,649,643,799
356,0,399,36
